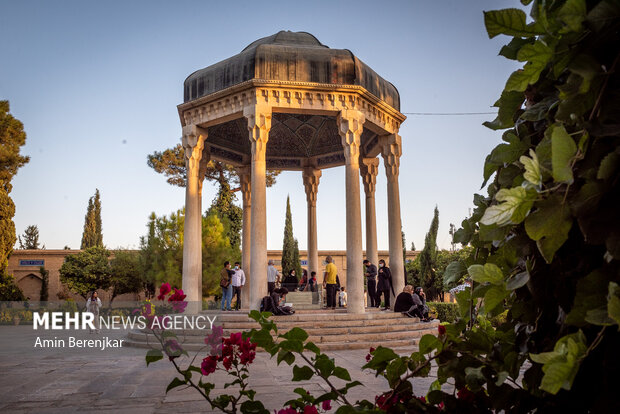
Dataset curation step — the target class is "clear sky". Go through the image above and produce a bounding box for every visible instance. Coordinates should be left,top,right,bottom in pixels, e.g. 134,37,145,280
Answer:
1,0,522,252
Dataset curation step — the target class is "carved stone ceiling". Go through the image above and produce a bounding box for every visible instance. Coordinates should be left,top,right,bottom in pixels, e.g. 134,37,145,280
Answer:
205,113,378,162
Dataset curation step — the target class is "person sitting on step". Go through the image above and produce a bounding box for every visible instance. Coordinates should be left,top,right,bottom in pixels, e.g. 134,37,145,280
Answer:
394,285,425,319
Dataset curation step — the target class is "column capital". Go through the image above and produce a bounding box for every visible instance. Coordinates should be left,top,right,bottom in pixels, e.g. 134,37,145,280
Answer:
360,157,379,197
381,133,402,181
337,110,365,166
302,168,322,206
236,165,252,206
182,125,208,176
244,105,272,162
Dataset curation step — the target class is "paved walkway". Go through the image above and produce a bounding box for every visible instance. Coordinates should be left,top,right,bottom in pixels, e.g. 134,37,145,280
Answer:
0,326,438,413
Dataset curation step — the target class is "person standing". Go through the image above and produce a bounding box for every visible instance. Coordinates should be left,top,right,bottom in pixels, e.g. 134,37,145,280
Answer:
364,259,379,308
322,256,338,310
339,287,347,308
231,261,246,311
267,260,281,294
86,291,102,333
377,259,394,310
220,261,233,311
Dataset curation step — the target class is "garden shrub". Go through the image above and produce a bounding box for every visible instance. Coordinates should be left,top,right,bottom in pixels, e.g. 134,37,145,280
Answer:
428,302,458,322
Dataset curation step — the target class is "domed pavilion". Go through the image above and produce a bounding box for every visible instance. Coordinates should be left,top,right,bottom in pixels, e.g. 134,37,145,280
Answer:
178,31,407,312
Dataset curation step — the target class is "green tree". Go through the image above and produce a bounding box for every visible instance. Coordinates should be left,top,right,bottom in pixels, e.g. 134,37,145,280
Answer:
109,250,144,305
39,266,49,302
59,246,111,299
418,206,439,288
207,181,243,248
202,212,239,297
281,196,302,279
80,189,103,249
147,144,281,189
1,100,29,300
18,225,40,249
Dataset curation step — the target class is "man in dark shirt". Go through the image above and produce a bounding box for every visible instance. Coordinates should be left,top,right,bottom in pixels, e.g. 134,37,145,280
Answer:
363,259,379,308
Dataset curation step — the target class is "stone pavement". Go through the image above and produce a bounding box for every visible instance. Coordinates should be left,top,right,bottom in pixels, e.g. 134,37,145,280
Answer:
0,326,440,413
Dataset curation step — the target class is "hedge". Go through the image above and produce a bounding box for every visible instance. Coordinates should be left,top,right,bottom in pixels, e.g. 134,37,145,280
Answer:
428,302,458,323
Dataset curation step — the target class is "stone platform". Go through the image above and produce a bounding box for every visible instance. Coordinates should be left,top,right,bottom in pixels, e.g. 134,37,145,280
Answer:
124,309,439,352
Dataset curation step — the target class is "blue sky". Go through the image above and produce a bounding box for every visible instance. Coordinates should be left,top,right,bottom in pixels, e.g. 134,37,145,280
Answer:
1,0,522,251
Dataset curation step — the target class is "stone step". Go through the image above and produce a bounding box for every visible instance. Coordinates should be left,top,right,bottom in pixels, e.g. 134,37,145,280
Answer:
201,311,418,323
123,337,420,352
218,317,427,331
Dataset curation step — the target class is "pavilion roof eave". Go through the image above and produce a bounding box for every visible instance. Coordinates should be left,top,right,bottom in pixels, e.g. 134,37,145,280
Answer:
177,78,406,128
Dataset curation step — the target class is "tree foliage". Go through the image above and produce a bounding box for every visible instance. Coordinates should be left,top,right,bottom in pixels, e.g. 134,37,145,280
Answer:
0,100,29,300
147,143,281,189
18,225,40,249
59,247,111,299
109,250,144,304
418,206,439,289
80,189,103,249
281,196,302,279
39,266,49,302
206,181,242,248
443,1,620,411
139,209,240,298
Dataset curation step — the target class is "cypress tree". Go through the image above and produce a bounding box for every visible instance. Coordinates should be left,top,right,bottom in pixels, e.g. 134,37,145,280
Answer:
93,189,103,247
281,196,302,279
419,206,439,288
81,189,103,249
207,181,242,248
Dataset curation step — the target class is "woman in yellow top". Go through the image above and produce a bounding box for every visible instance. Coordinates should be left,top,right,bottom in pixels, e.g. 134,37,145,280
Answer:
323,256,338,310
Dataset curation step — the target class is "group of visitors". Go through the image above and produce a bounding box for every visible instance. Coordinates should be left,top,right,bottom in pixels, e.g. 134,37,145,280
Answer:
394,285,431,321
219,261,246,311
363,259,394,310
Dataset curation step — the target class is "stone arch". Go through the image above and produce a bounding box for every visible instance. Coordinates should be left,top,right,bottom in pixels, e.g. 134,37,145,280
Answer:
17,273,42,301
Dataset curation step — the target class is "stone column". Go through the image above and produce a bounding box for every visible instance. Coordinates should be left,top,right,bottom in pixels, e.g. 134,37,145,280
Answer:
237,166,252,309
196,149,210,298
181,125,207,309
382,133,405,307
360,158,379,267
303,168,321,278
337,109,365,314
245,105,271,311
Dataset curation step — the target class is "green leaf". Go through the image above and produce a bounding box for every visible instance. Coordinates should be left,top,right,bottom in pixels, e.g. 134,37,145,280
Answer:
525,194,573,263
489,139,529,165
166,377,187,393
499,37,535,60
597,150,620,180
419,334,441,354
315,356,335,378
484,285,508,312
277,349,295,366
304,342,321,355
483,91,524,130
146,349,163,366
480,186,536,226
443,261,466,286
239,400,269,414
468,263,504,285
333,366,352,381
484,8,544,38
520,149,542,187
292,365,314,381
506,271,530,290
385,358,407,386
520,96,558,122
608,282,620,328
530,331,587,394
516,40,553,63
282,327,309,342
558,0,587,32
551,125,578,184
584,307,614,326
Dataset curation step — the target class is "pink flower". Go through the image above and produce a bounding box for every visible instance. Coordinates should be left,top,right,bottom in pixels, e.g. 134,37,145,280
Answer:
438,325,446,336
157,283,171,300
239,350,255,365
457,388,475,403
303,406,318,414
168,288,187,313
229,332,243,346
321,400,332,411
200,355,218,376
222,356,233,370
